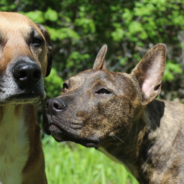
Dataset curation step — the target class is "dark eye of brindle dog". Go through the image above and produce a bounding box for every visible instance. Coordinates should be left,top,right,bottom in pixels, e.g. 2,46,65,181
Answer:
96,88,111,94
62,83,69,93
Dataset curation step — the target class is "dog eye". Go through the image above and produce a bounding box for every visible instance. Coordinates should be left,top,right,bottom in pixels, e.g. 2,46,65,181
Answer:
96,88,111,94
62,83,69,93
31,37,43,47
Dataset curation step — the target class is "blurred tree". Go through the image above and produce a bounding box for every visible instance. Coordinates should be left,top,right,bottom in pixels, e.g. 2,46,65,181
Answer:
1,0,184,101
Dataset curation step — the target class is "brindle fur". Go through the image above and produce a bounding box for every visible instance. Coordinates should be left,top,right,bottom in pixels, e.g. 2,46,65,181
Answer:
44,44,184,184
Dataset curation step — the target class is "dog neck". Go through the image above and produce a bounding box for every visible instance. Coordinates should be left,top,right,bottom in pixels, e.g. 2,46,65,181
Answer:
0,104,35,184
98,99,181,184
0,104,32,133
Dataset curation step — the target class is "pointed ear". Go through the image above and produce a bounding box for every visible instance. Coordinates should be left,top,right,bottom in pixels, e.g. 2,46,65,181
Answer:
93,45,107,70
131,43,166,105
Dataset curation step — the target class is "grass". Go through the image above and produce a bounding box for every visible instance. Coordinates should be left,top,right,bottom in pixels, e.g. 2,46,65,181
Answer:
43,136,139,184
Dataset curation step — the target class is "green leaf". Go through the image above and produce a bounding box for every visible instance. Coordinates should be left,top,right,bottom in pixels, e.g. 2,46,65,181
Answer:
44,8,58,22
21,11,45,24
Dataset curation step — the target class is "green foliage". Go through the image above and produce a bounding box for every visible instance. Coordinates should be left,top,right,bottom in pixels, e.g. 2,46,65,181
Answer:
44,8,58,22
66,52,90,75
2,0,184,98
43,137,139,184
22,11,45,23
163,61,182,81
45,68,63,98
0,0,15,11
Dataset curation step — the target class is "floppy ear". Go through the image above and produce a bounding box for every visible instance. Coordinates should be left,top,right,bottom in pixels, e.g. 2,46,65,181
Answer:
93,44,107,70
131,43,166,105
36,24,53,77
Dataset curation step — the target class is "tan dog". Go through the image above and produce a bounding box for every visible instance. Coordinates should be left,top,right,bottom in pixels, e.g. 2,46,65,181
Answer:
45,44,184,183
0,12,52,184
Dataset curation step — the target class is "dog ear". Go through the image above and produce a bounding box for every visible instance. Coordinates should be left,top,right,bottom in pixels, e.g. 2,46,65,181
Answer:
36,24,52,77
131,43,166,105
93,44,107,70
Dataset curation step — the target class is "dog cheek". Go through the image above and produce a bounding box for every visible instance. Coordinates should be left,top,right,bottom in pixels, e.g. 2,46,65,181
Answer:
104,99,134,136
76,106,107,138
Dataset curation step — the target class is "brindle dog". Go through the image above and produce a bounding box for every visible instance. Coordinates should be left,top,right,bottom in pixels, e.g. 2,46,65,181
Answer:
44,44,184,184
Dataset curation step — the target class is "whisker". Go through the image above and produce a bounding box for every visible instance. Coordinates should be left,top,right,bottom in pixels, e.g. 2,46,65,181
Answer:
113,135,126,145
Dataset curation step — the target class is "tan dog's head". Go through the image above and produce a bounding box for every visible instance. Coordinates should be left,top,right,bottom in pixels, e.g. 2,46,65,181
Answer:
0,12,52,105
44,44,166,148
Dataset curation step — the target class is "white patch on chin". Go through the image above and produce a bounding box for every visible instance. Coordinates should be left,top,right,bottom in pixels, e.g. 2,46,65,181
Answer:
0,105,29,184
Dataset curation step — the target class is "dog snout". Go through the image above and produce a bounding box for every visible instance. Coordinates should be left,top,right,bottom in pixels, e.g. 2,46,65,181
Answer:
46,98,67,114
13,61,41,89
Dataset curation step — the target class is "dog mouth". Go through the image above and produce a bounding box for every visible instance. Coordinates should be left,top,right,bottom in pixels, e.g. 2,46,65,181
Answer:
3,90,45,105
47,123,99,148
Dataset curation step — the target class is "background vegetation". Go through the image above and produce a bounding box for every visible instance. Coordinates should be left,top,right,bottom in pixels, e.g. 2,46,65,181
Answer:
1,0,184,183
43,137,138,184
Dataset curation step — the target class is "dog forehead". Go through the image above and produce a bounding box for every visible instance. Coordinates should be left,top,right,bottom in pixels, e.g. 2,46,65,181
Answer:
0,12,42,36
70,69,135,90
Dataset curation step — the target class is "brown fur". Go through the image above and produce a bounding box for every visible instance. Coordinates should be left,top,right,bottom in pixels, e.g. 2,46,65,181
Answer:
0,12,52,184
45,44,184,183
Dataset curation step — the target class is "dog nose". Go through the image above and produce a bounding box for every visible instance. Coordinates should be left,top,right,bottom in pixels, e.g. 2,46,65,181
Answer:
46,99,66,113
13,61,41,88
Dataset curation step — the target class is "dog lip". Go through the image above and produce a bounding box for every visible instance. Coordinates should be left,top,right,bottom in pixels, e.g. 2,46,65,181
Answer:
79,138,99,148
7,91,44,100
47,122,99,148
48,123,60,132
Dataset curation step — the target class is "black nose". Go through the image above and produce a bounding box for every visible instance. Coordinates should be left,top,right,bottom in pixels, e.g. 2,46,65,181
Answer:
46,98,66,114
13,61,41,88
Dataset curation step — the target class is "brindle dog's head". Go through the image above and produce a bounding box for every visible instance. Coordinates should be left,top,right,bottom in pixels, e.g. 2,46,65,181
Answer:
44,44,166,148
